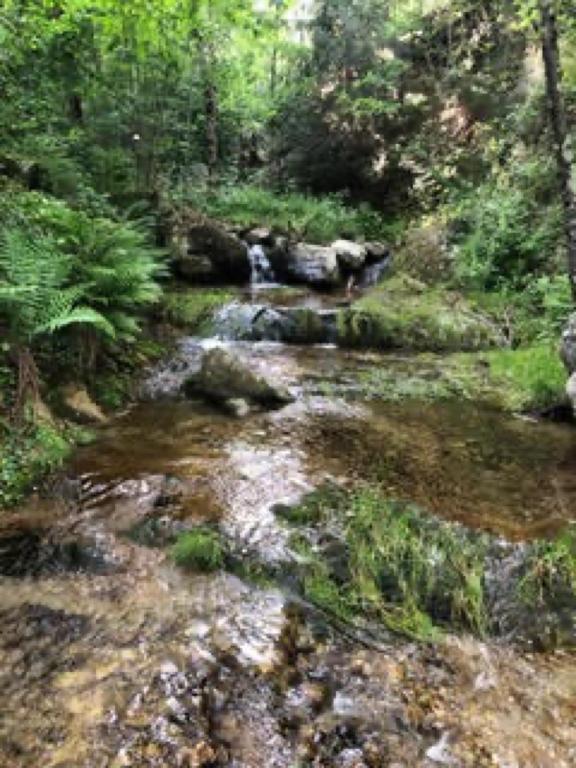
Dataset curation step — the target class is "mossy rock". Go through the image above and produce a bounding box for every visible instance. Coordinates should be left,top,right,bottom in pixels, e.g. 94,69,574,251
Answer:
338,274,501,352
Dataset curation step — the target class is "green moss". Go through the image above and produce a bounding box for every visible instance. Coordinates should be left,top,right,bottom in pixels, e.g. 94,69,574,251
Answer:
170,527,225,572
161,288,235,332
338,275,500,353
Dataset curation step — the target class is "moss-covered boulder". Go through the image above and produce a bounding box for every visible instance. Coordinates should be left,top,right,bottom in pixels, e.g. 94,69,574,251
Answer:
184,347,294,408
338,275,501,352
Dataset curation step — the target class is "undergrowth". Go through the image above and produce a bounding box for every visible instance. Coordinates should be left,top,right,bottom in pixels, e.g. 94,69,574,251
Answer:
184,184,386,244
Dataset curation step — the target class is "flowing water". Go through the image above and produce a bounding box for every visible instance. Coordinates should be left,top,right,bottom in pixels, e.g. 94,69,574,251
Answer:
1,287,576,767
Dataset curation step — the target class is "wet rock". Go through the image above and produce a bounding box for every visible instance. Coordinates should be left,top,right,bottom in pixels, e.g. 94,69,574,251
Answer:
212,302,338,344
184,347,294,409
566,371,576,414
245,227,274,247
140,340,204,399
332,240,368,271
560,312,576,373
170,216,250,284
223,398,251,418
365,242,390,261
286,243,342,289
177,741,218,767
58,385,107,424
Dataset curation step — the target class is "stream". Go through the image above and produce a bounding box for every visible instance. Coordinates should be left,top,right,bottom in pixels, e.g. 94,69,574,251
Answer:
1,285,575,767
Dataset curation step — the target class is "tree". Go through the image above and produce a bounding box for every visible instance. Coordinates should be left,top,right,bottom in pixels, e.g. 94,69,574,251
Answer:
539,0,576,298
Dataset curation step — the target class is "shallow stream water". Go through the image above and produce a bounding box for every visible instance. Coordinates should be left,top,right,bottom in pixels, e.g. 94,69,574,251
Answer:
1,286,575,767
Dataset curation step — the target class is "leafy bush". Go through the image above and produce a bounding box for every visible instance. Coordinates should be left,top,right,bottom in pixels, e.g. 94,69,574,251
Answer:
171,528,225,572
182,184,385,244
451,180,563,290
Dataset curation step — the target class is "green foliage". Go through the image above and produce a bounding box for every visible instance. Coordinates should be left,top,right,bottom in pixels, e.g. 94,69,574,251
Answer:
450,169,563,290
171,527,225,572
0,420,71,509
186,184,385,244
0,228,113,348
484,345,567,411
161,288,235,331
338,274,501,352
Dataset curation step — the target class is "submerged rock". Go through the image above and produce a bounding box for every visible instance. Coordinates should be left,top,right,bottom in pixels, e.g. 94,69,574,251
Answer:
184,347,294,408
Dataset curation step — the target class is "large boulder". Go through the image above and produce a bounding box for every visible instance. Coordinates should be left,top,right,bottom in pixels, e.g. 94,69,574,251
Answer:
212,302,338,344
284,243,342,289
170,216,250,284
332,239,368,271
184,347,294,408
561,313,576,373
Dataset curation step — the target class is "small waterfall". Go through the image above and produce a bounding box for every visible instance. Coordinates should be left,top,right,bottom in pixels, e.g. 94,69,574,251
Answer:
247,244,275,284
358,255,392,288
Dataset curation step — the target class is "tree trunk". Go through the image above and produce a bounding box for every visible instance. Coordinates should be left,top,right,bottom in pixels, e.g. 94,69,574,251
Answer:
539,0,576,298
198,39,219,185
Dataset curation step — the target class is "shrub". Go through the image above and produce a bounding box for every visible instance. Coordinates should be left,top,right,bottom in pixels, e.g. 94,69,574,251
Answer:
181,184,385,244
170,528,224,572
450,179,563,290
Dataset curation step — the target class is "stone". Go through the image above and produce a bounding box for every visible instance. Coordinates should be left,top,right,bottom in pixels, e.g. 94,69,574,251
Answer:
561,312,576,373
365,241,390,261
59,385,107,424
567,372,576,414
285,243,342,288
332,239,368,271
177,254,215,282
245,227,274,246
170,217,250,284
184,347,294,408
223,398,251,418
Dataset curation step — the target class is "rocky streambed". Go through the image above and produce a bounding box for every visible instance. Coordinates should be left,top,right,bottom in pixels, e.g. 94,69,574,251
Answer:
1,286,576,767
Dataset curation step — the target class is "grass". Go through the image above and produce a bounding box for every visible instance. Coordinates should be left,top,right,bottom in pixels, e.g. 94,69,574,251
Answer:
288,486,576,647
519,527,576,606
338,274,501,353
160,288,235,332
483,345,567,411
185,184,386,244
291,488,489,640
170,527,225,572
